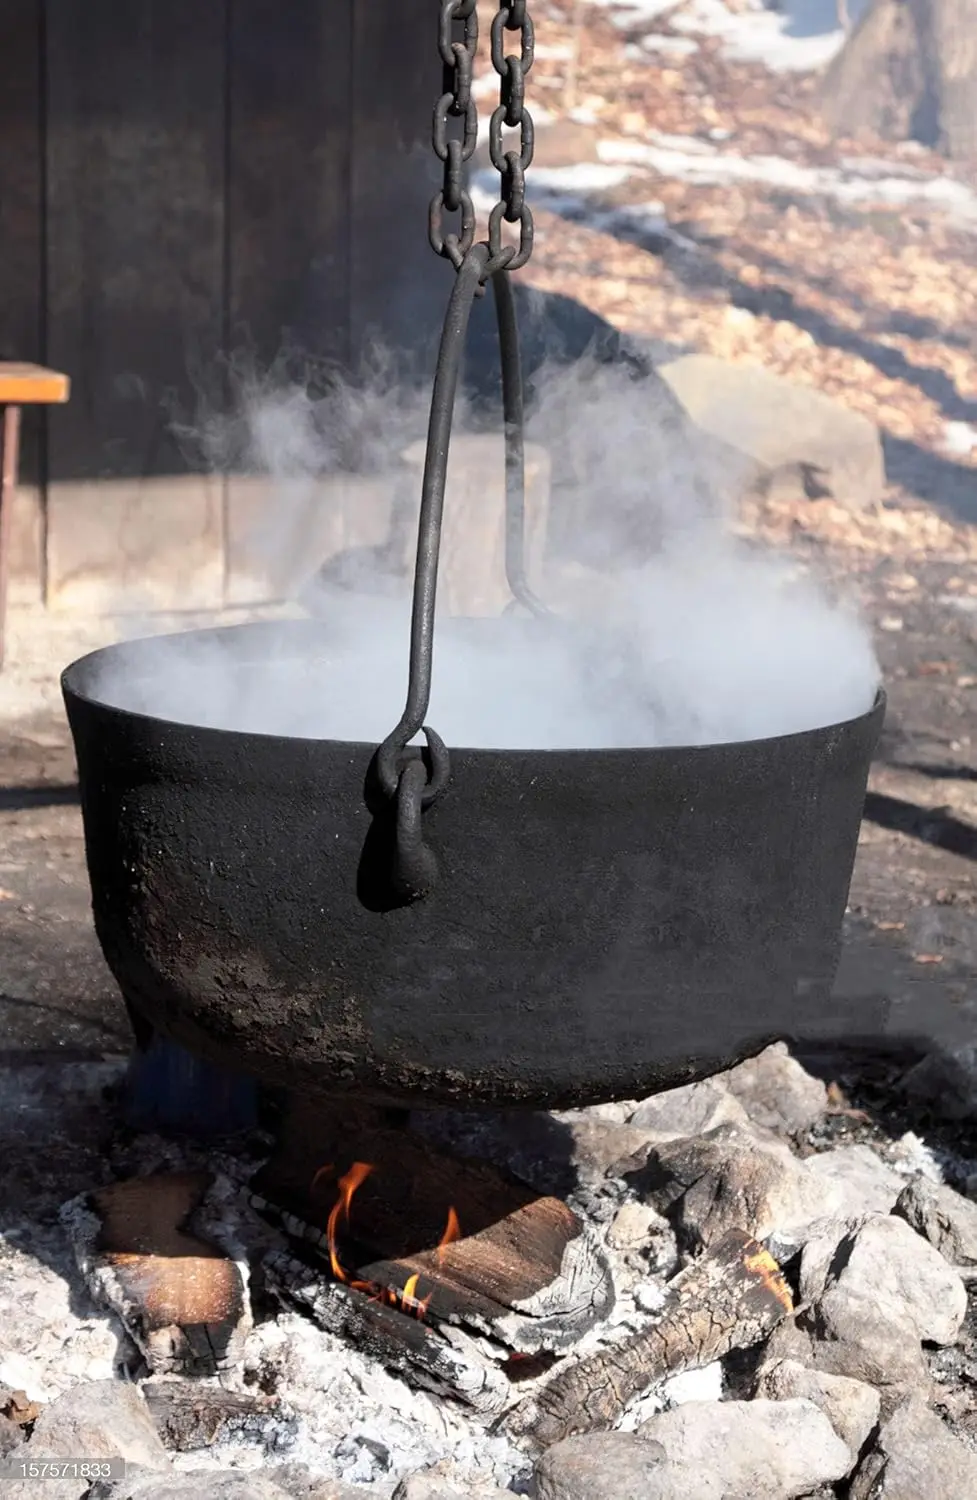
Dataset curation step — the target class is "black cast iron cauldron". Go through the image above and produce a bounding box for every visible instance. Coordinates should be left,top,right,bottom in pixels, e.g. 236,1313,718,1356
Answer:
62,618,884,1110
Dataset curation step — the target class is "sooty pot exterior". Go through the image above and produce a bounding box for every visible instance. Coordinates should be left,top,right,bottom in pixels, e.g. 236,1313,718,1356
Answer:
62,622,884,1109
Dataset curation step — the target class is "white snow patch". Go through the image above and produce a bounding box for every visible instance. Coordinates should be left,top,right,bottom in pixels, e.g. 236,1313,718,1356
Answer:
591,200,701,250
472,161,634,211
472,165,697,249
942,422,977,457
596,135,977,224
590,0,868,74
603,0,685,27
473,131,977,245
630,33,702,57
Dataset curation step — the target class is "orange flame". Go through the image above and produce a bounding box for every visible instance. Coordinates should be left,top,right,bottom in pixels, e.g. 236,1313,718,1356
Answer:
401,1271,428,1318
314,1160,460,1322
437,1205,461,1263
326,1161,374,1286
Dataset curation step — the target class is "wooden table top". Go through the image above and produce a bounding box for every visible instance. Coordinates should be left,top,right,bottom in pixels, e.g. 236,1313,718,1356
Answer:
0,363,70,404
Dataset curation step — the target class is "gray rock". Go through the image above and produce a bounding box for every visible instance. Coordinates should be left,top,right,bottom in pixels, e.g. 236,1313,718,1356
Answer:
0,1413,23,1455
628,1079,750,1140
633,1398,852,1497
627,1123,838,1249
606,1200,671,1253
753,1317,817,1379
535,1402,852,1499
24,1380,171,1470
894,1174,977,1265
557,1113,660,1185
799,1215,967,1388
763,1214,854,1266
271,1464,386,1499
88,1469,296,1500
720,1043,829,1136
393,1471,510,1498
756,1357,880,1457
534,1432,668,1500
659,353,885,511
900,1045,977,1121
849,1396,977,1499
802,1214,967,1345
630,1126,910,1255
584,1101,640,1125
0,1468,90,1500
804,1143,906,1218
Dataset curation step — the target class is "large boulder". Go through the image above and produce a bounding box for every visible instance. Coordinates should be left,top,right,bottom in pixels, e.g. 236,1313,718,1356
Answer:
658,354,885,511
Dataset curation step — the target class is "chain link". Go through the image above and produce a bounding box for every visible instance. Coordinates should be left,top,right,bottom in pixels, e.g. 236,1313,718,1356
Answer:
430,0,535,276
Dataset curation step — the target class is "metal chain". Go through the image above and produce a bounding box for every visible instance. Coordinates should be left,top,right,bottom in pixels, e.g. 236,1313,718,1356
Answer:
430,0,479,269
430,0,535,276
488,1,535,271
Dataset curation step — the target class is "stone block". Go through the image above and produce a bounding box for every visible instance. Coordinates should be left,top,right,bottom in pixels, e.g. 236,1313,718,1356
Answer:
7,483,43,606
659,354,885,511
47,476,224,612
225,472,396,607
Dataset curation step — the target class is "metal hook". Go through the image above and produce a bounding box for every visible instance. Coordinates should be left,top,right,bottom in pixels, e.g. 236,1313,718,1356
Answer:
371,241,550,901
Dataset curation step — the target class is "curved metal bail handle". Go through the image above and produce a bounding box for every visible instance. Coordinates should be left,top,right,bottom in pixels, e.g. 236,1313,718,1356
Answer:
375,243,489,812
492,266,551,620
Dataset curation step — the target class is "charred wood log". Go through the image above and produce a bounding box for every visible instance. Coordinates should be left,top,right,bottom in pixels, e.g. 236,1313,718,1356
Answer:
141,1381,277,1452
251,1098,613,1355
263,1248,514,1417
61,1172,251,1376
509,1228,794,1447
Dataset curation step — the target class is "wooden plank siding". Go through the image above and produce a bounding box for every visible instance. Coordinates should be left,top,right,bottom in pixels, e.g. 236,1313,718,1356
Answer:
223,0,354,604
0,0,447,611
43,0,228,608
349,1,449,368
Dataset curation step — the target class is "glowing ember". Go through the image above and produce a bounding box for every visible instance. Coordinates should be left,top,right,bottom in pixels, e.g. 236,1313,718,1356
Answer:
314,1159,460,1321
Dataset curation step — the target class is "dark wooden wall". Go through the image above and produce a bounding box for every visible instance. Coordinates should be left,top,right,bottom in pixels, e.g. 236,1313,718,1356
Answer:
0,0,447,490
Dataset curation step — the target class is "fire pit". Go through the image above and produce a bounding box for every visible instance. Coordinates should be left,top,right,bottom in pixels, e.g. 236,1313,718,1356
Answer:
3,1045,977,1497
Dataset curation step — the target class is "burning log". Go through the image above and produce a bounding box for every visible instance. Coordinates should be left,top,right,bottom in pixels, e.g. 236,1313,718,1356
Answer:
251,1099,613,1412
61,1172,251,1376
263,1248,513,1417
509,1228,794,1448
250,1100,614,1356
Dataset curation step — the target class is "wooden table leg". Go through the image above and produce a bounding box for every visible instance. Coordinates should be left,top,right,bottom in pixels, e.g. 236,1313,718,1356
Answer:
0,403,23,671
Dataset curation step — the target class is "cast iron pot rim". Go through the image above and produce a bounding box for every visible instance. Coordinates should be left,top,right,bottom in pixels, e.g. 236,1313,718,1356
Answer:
61,620,886,761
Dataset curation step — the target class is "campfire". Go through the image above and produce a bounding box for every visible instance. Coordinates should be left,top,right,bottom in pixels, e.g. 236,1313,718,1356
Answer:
2,1043,977,1498
238,1097,617,1417
313,1159,463,1320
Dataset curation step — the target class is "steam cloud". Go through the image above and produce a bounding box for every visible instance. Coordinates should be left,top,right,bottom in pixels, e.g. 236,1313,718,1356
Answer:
90,351,880,750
